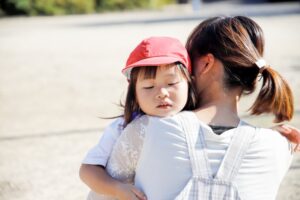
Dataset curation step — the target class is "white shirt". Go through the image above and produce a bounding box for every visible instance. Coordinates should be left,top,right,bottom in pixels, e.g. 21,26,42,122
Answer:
82,117,123,166
107,112,293,200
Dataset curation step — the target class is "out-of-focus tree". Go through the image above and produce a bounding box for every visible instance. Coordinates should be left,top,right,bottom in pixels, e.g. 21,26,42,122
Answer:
96,0,175,11
0,0,175,16
0,0,29,15
32,0,95,15
1,0,94,15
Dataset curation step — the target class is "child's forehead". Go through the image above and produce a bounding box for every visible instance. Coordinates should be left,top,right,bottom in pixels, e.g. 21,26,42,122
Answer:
138,63,183,80
157,63,178,71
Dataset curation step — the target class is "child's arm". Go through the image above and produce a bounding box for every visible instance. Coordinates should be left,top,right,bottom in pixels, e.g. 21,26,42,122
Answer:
80,117,146,200
82,118,124,166
272,124,300,152
102,116,147,198
79,164,145,200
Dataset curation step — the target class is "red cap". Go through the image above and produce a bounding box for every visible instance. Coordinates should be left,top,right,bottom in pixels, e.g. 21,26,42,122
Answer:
122,36,191,79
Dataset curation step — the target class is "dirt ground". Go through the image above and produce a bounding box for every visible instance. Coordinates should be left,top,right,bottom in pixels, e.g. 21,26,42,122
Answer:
0,2,299,200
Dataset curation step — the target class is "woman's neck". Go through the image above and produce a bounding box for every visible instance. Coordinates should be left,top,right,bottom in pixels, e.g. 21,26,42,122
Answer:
194,90,240,127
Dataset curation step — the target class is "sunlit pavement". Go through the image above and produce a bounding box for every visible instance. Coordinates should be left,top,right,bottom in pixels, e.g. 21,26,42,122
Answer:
0,2,299,199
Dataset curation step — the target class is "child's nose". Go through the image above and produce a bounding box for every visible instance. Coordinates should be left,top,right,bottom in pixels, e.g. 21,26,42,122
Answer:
157,88,169,99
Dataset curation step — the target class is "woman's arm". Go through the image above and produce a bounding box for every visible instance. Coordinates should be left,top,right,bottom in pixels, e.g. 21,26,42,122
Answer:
79,164,145,200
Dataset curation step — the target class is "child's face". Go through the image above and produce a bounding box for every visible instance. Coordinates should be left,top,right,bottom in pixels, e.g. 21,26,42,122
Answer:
135,64,189,117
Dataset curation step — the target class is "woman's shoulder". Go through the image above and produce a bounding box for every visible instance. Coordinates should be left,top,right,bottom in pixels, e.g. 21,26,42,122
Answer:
242,123,294,176
242,122,293,157
148,111,195,126
253,126,290,145
240,121,288,141
128,111,195,133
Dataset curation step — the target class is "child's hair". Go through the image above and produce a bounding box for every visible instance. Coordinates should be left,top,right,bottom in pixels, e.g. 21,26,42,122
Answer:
123,62,197,127
186,16,294,122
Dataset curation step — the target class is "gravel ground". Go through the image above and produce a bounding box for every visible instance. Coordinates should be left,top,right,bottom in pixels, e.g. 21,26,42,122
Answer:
0,2,299,200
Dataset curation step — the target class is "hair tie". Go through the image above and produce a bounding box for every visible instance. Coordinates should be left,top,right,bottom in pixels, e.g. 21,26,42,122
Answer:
255,58,268,73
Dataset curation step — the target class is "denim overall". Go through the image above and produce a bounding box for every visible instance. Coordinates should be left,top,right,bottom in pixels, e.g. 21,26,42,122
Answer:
175,112,256,200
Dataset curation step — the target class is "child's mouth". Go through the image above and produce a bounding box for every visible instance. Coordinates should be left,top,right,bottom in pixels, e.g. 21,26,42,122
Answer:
157,102,172,108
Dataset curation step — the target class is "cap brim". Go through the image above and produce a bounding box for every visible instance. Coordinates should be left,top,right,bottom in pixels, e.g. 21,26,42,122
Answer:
122,56,185,78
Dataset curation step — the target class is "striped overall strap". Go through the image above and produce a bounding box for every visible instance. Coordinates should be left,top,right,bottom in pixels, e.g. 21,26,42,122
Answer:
215,124,256,182
178,112,212,179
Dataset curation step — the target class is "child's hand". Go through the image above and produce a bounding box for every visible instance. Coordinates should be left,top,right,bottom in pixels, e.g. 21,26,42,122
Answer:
115,182,147,200
272,124,300,152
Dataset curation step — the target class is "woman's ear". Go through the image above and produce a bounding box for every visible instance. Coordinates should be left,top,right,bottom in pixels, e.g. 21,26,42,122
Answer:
201,53,215,74
194,53,215,75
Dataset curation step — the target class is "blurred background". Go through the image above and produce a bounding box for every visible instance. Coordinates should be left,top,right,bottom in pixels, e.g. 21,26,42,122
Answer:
0,0,299,16
0,0,299,200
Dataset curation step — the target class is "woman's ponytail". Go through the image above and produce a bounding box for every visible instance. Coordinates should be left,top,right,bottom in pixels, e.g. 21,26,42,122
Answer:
250,66,294,122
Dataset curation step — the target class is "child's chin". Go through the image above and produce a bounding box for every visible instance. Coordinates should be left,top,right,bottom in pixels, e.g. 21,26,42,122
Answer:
156,111,178,118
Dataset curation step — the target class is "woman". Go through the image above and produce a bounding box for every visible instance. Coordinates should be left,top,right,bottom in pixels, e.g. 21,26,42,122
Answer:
80,16,298,200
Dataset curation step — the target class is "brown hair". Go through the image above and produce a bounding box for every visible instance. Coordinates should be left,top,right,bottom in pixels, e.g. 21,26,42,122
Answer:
234,16,265,56
186,16,293,122
123,63,197,127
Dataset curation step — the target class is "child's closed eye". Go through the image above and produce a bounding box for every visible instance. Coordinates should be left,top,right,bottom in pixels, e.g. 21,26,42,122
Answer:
168,81,180,86
143,86,154,89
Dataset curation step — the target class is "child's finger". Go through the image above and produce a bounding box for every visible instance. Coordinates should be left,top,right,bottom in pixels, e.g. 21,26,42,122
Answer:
131,186,147,200
287,128,300,144
280,125,292,134
294,143,300,152
273,124,300,144
273,125,291,135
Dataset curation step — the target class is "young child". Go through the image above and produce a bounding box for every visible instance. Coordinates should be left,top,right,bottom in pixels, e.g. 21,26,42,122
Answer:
81,36,197,200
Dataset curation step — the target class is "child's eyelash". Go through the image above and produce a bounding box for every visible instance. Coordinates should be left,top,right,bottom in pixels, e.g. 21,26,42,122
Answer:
168,81,179,86
142,81,179,89
143,86,154,89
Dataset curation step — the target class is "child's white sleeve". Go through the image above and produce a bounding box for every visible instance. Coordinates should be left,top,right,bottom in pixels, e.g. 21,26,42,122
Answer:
82,117,124,166
105,115,147,183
